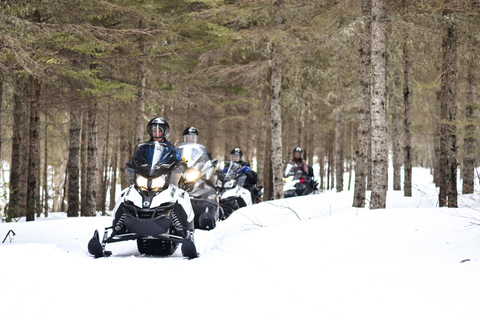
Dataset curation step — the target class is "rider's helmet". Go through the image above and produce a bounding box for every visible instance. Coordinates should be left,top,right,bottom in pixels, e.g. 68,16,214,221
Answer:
147,117,170,140
293,147,303,159
182,126,199,143
230,148,243,162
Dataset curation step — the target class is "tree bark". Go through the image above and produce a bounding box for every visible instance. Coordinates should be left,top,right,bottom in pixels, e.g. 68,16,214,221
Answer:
26,75,40,221
370,0,388,209
43,112,49,217
270,0,284,200
391,70,402,191
353,0,372,207
403,33,412,197
85,103,98,216
8,74,28,221
135,20,146,146
80,108,88,216
462,55,476,194
335,61,344,192
67,96,82,217
439,3,458,207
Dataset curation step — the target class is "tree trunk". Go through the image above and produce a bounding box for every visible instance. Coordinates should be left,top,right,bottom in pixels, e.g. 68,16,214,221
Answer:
43,112,49,217
103,106,111,214
391,72,402,191
462,54,477,194
270,0,284,200
109,136,119,211
135,20,146,146
353,0,372,207
80,108,88,216
85,103,98,216
26,75,40,221
370,0,388,209
120,117,131,190
8,74,28,221
439,3,458,207
67,97,82,217
335,62,344,192
0,73,3,166
403,25,412,197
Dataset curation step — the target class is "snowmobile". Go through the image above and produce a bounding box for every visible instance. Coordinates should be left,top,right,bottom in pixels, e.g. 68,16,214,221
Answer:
177,142,220,230
283,163,318,198
88,141,197,259
216,161,253,219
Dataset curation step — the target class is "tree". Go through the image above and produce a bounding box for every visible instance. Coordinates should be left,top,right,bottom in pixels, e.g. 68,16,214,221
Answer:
438,0,458,208
353,0,372,208
26,75,40,221
370,0,388,209
66,95,82,217
270,0,284,200
403,16,412,197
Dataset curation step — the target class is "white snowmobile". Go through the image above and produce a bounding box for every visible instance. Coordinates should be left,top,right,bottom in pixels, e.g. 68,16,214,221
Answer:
88,141,197,259
216,161,253,219
283,163,318,198
177,142,220,230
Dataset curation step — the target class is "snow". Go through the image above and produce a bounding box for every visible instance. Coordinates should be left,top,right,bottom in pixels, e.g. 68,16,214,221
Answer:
1,167,480,320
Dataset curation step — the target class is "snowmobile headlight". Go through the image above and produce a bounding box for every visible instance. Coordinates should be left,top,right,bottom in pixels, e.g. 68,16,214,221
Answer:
224,179,236,188
185,169,201,182
283,176,294,183
136,175,149,189
151,175,166,190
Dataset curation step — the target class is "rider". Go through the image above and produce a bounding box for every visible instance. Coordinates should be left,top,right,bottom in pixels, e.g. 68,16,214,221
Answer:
132,117,184,165
223,148,258,201
178,126,213,160
289,147,309,182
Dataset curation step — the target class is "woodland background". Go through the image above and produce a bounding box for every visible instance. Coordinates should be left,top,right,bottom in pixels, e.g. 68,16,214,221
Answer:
0,0,479,221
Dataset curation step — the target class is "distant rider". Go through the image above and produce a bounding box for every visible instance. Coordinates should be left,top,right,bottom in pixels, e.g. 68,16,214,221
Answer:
289,147,308,182
222,148,259,202
177,126,213,160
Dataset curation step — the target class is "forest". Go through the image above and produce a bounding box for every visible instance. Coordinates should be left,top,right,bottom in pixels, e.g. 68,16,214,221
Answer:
0,0,478,221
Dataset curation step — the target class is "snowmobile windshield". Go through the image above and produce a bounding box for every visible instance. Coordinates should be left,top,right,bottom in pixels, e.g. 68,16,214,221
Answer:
128,141,177,177
177,143,210,170
225,161,243,179
284,163,295,178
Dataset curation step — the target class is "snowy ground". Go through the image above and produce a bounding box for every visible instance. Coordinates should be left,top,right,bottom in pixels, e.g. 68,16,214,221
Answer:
1,167,480,320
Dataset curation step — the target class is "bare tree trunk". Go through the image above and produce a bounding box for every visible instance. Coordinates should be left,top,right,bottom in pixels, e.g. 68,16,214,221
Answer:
67,97,82,217
109,136,119,211
80,108,88,216
353,0,372,207
391,72,402,191
335,62,344,192
85,103,98,216
0,73,2,165
43,112,49,217
26,76,40,221
270,0,284,200
403,23,412,196
370,0,388,209
120,118,130,190
463,55,476,194
101,105,111,215
257,87,270,188
8,74,28,221
135,20,146,146
439,3,458,207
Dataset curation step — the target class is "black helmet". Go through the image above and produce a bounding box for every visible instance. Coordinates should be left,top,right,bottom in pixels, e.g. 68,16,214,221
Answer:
182,126,199,143
293,147,303,158
147,117,170,140
230,148,242,162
